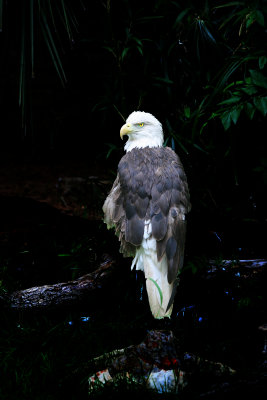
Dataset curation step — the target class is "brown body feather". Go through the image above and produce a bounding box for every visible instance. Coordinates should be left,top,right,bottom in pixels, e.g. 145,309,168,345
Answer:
103,146,191,285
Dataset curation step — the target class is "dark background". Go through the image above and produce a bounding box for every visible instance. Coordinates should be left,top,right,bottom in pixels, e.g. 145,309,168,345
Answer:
0,1,267,399
1,0,266,257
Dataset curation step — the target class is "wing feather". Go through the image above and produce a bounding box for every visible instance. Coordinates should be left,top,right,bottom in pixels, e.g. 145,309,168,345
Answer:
103,146,191,281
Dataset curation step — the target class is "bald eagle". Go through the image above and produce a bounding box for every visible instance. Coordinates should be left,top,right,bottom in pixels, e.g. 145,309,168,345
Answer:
103,111,191,318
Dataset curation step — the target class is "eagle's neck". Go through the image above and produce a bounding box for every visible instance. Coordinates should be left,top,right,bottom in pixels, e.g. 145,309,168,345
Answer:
124,132,163,152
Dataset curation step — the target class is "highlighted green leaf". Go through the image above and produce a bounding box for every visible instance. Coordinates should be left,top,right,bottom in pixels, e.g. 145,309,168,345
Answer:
253,96,267,116
246,12,255,29
245,103,256,120
259,56,267,70
230,105,243,124
173,8,190,28
255,10,264,26
219,96,241,106
60,0,72,41
184,106,191,118
153,76,174,85
148,278,163,306
214,2,245,9
121,47,129,61
221,111,232,130
40,11,67,86
249,70,267,89
241,85,258,95
200,121,208,134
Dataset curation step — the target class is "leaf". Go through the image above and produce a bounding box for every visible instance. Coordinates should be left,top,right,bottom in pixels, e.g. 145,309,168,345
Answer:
121,47,129,61
163,136,170,147
103,46,117,58
176,137,189,154
255,10,264,26
216,59,247,94
200,121,208,134
214,2,245,9
223,80,244,92
218,96,241,106
198,20,216,44
245,103,256,120
218,9,243,30
249,69,267,89
241,85,258,95
221,111,232,130
105,142,118,159
253,96,267,116
230,105,243,124
173,8,191,28
137,46,143,56
60,0,72,41
184,106,191,118
245,76,252,84
113,104,125,121
153,76,174,85
148,278,163,306
131,36,143,46
259,56,267,70
246,12,255,29
40,11,67,86
193,143,208,154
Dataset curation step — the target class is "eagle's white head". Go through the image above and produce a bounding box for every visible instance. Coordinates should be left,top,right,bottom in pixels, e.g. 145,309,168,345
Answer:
120,111,164,152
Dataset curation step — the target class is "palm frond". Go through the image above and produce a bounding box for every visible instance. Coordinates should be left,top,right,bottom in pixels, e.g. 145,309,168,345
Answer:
40,6,67,85
59,0,73,42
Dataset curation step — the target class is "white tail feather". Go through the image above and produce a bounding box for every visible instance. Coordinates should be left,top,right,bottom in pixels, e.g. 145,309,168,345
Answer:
131,220,173,319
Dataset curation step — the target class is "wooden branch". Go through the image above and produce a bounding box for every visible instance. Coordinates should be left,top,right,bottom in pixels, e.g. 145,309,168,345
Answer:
4,259,116,311
2,258,266,311
207,258,267,275
208,259,267,269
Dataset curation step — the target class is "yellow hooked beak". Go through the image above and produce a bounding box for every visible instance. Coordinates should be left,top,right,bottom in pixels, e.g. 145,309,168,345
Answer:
120,123,133,139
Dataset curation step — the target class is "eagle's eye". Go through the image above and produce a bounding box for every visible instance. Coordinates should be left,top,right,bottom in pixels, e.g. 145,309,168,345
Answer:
139,123,144,127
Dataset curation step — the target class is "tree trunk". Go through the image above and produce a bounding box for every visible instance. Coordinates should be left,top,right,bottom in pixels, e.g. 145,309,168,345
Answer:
3,259,116,311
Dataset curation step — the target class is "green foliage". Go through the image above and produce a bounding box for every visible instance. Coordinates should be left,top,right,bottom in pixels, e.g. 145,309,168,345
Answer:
192,2,267,133
4,0,79,134
208,65,267,131
148,277,163,306
1,0,267,228
79,0,267,177
3,0,267,163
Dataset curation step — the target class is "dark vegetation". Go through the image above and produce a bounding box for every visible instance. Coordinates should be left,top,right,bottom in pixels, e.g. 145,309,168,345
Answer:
0,0,267,399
